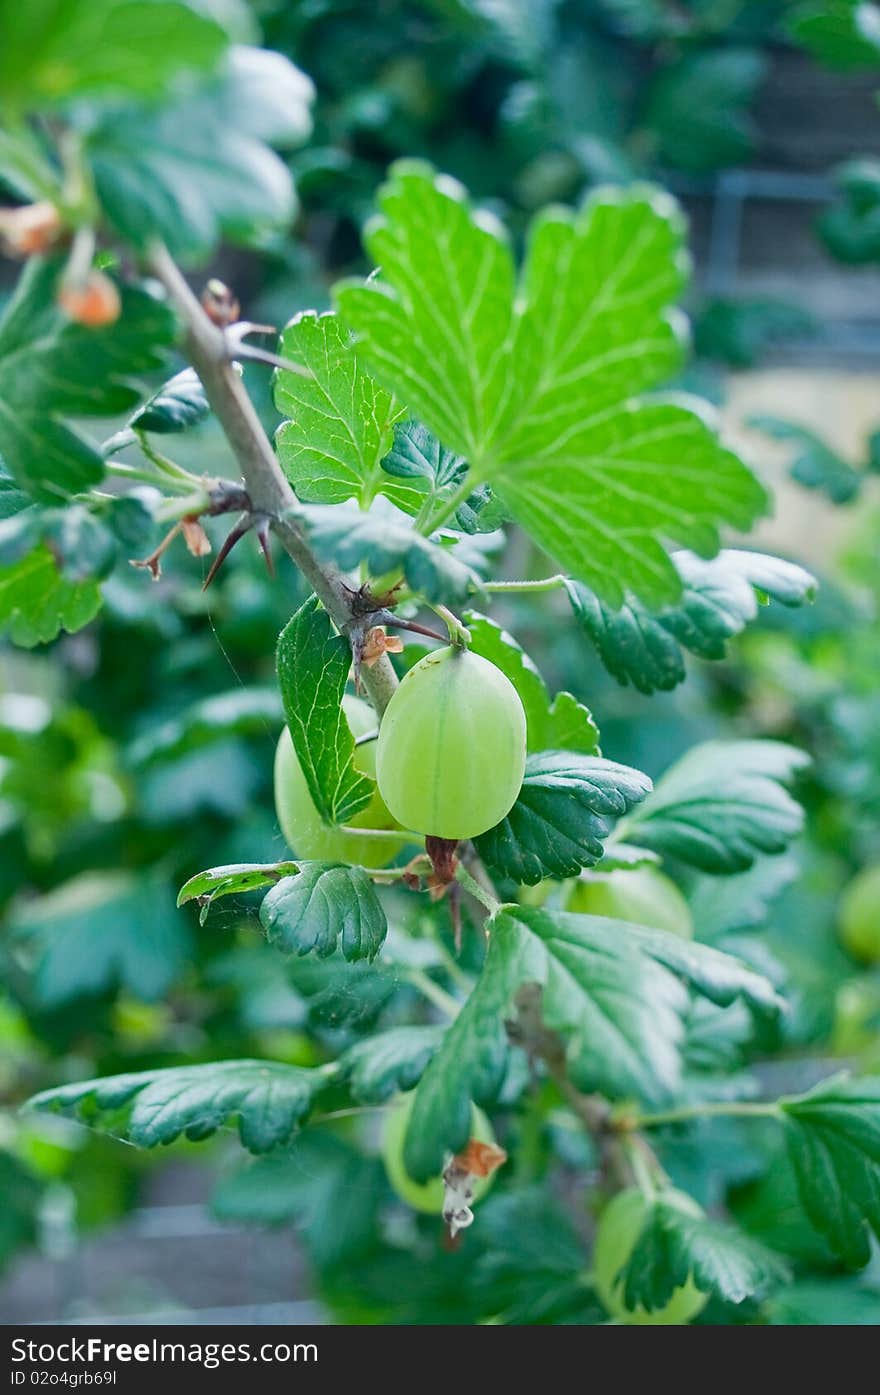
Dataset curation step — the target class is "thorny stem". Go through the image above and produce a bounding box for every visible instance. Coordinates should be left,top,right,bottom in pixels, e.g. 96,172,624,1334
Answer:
147,240,400,717
634,1099,783,1130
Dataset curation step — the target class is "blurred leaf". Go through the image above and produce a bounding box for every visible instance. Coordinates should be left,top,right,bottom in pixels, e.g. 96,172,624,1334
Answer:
643,48,766,172
789,1,880,70
85,46,314,261
128,687,281,766
465,612,599,754
768,1276,880,1325
336,163,766,608
0,257,174,501
819,158,880,263
295,501,481,606
212,1131,384,1268
695,297,816,368
260,863,387,962
276,595,372,826
475,751,651,884
567,549,817,695
623,740,810,873
13,871,191,1007
689,855,800,941
751,416,862,504
781,1073,880,1267
0,0,227,109
29,1059,327,1153
472,1189,600,1324
0,1152,43,1273
619,1193,789,1310
274,312,408,509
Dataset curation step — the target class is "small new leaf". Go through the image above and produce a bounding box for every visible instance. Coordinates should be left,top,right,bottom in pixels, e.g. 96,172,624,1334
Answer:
474,752,651,884
274,312,408,509
465,612,599,753
260,864,387,963
295,503,481,606
623,740,810,873
276,596,372,826
177,861,299,918
566,549,817,695
28,1060,326,1154
380,420,468,518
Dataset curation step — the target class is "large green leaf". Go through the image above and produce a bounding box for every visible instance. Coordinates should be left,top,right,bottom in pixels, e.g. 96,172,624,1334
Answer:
276,595,372,826
274,312,408,509
85,46,314,261
781,1075,880,1268
465,612,599,753
260,863,387,963
336,162,767,607
0,546,102,647
28,1059,326,1153
567,549,817,695
474,751,651,884
619,1195,789,1310
0,0,227,110
0,257,175,501
405,903,784,1180
622,740,810,874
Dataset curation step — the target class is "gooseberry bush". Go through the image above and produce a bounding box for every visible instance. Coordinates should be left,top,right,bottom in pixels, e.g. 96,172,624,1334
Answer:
3,5,880,1326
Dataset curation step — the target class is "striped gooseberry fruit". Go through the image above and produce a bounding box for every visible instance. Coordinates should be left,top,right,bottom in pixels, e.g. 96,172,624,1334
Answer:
375,647,526,840
566,865,693,938
381,1090,498,1214
274,693,404,869
594,1187,707,1325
